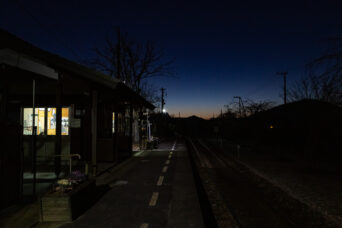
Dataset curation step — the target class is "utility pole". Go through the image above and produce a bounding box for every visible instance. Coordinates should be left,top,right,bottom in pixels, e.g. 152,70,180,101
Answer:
234,96,245,118
161,88,166,113
277,71,288,104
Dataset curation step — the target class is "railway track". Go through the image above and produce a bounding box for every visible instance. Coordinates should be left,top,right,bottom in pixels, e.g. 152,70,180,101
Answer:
188,138,302,228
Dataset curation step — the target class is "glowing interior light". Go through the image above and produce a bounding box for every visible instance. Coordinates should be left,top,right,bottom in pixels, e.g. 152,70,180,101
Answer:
270,125,274,129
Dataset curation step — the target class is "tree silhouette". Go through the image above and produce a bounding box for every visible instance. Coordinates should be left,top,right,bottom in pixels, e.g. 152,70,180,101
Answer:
86,28,174,103
289,37,342,106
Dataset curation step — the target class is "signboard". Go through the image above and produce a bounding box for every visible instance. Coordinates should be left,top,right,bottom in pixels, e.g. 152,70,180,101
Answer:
70,118,81,128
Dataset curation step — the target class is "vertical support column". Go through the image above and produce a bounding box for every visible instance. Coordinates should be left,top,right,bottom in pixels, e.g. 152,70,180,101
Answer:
147,112,151,141
129,104,133,156
91,90,97,176
32,80,37,196
0,78,7,202
138,109,143,150
55,75,62,178
114,111,118,162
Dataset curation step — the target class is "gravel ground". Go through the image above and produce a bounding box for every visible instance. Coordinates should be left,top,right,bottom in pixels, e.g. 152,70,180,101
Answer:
240,158,342,225
207,139,342,227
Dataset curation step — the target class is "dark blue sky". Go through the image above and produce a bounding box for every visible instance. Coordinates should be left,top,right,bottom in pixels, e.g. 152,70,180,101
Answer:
1,0,342,118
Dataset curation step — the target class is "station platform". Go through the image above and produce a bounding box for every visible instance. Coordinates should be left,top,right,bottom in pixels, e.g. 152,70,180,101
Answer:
62,139,204,228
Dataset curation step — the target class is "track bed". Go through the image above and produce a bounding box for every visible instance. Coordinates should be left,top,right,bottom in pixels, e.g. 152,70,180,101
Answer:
188,138,340,228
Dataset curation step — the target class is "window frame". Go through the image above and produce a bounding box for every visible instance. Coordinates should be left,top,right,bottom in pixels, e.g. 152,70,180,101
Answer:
22,106,70,136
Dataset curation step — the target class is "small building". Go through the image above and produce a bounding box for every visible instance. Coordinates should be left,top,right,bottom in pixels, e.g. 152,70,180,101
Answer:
243,99,342,159
0,29,154,209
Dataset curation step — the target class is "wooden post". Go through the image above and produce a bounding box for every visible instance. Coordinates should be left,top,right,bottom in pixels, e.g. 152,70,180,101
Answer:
32,79,37,196
91,90,97,176
129,104,133,156
55,75,62,178
0,78,7,200
139,109,143,150
114,111,118,162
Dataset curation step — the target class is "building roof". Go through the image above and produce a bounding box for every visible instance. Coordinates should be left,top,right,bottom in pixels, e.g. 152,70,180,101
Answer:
248,99,342,127
0,28,155,110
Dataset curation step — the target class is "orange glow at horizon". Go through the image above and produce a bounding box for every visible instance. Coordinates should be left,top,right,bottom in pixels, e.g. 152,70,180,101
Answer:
170,111,217,120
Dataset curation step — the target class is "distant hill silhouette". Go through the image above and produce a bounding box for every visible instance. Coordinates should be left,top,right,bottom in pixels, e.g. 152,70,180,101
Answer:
186,115,205,120
152,99,342,161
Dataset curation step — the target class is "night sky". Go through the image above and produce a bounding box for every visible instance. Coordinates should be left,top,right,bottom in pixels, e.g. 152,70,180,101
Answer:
1,0,342,118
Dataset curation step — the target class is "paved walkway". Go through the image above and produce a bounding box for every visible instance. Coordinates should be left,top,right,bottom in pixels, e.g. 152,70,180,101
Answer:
62,139,204,228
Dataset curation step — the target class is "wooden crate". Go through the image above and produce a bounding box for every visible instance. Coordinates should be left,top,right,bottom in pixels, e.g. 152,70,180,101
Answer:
40,179,96,222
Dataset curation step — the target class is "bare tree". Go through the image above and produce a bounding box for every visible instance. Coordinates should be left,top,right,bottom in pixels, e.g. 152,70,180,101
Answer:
288,76,313,101
289,37,342,106
223,104,237,119
228,97,247,118
244,99,275,116
140,81,160,106
86,28,174,103
224,98,274,118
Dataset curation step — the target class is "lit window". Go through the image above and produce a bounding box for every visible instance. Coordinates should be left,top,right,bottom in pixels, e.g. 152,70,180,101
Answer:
61,108,69,135
47,107,69,135
23,107,69,135
47,108,56,135
23,108,45,135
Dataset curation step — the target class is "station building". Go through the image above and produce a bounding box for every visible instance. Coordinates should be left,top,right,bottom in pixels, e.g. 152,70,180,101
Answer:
0,29,154,209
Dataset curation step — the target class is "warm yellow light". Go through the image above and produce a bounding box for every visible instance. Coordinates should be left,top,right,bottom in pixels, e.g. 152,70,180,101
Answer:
270,125,274,129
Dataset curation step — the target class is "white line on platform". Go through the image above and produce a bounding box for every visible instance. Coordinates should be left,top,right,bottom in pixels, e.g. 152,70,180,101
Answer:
140,223,149,228
171,141,177,151
165,160,170,164
134,150,145,157
149,192,159,206
162,166,168,173
157,176,164,186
